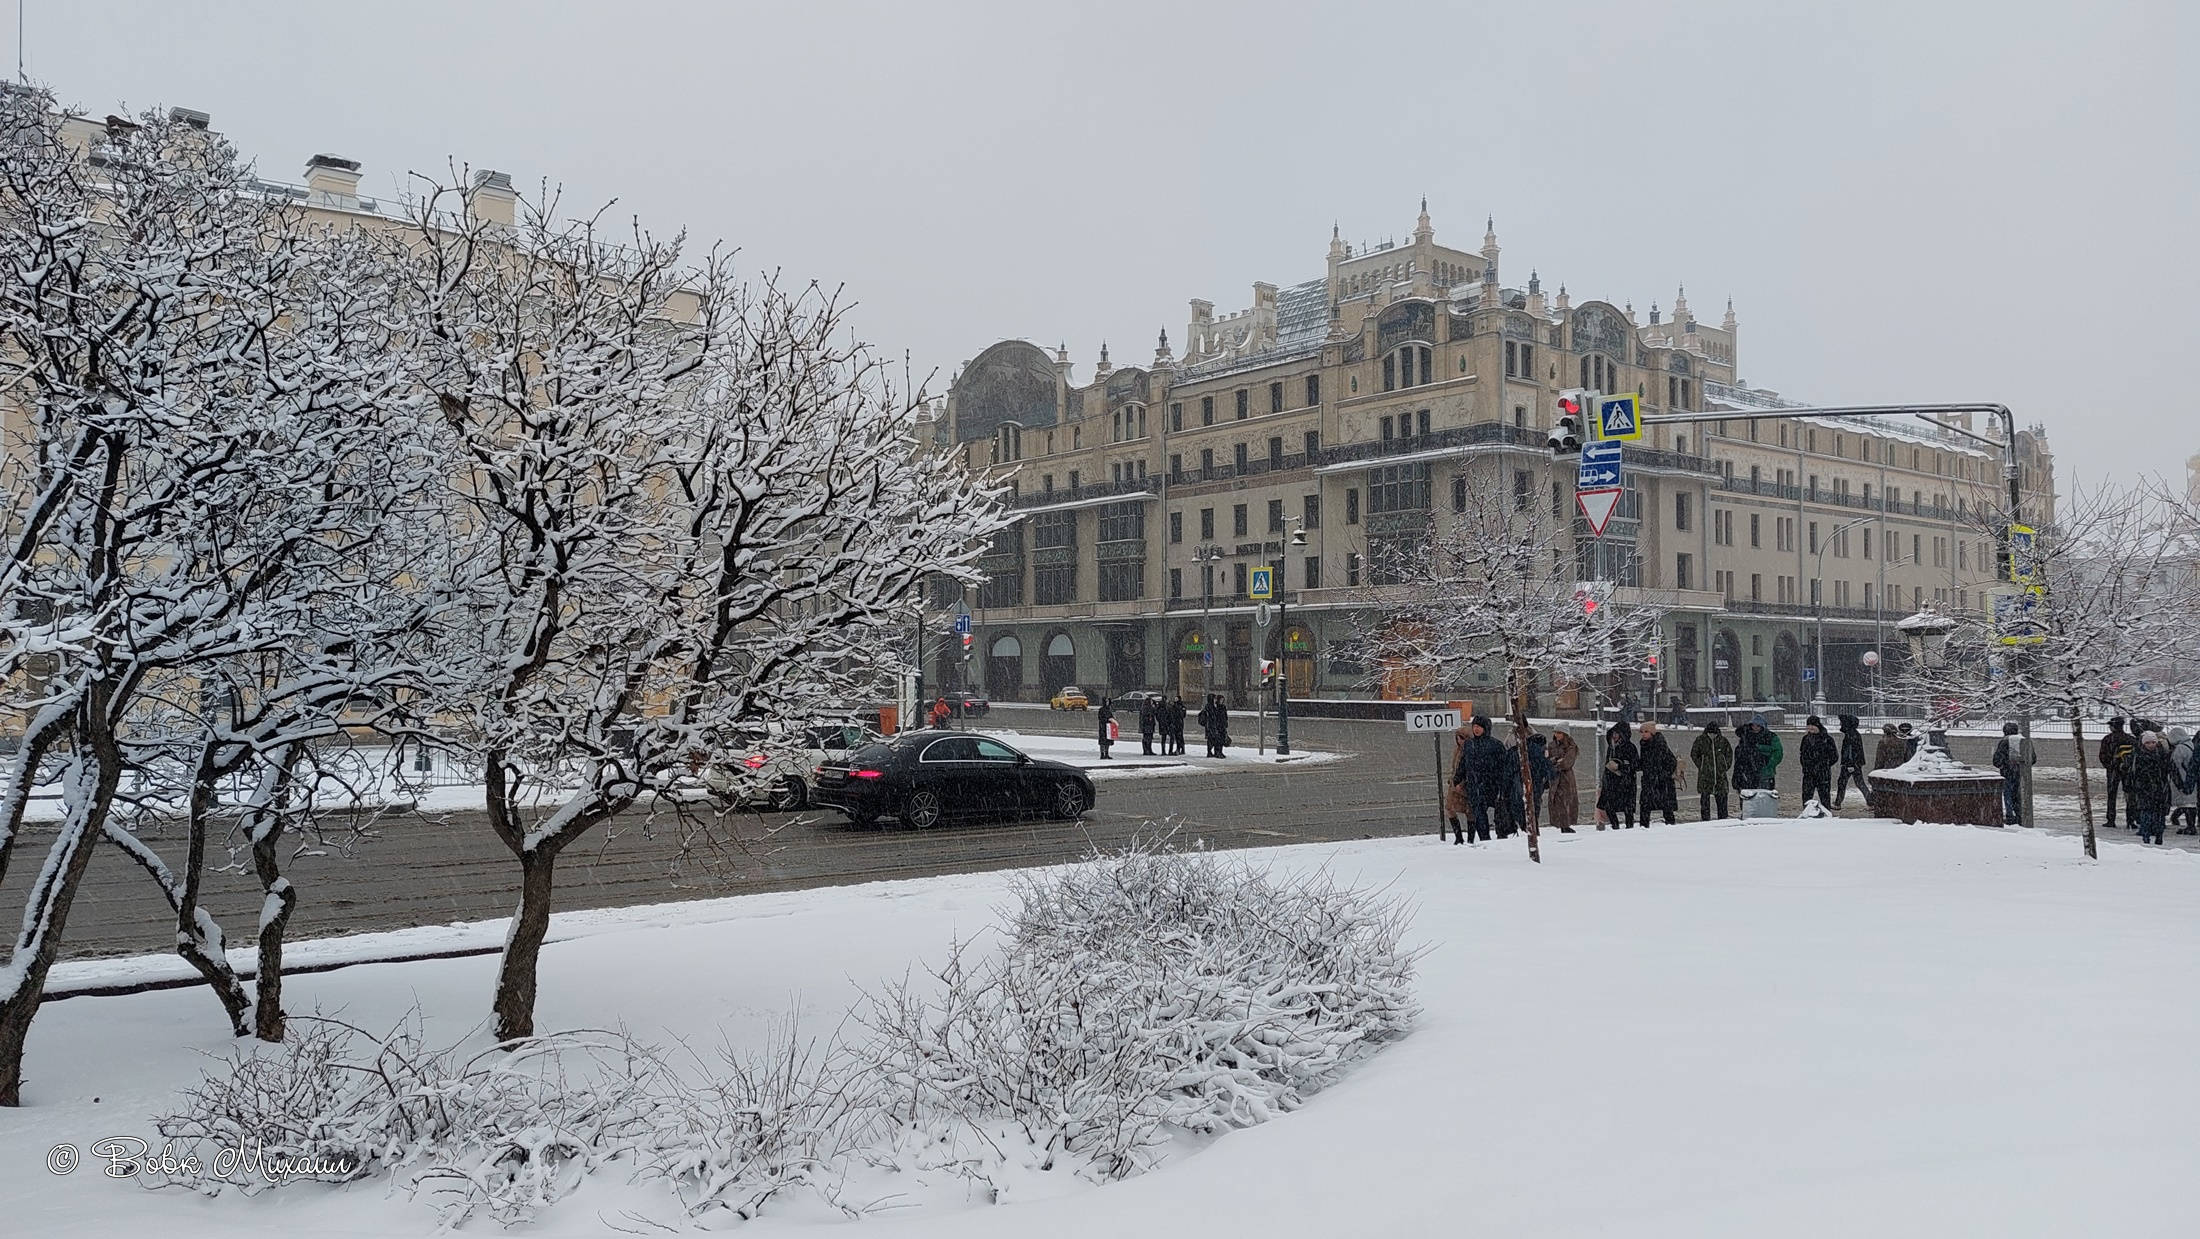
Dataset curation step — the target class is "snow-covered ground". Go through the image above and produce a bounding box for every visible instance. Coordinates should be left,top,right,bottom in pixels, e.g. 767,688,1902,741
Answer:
6,820,2194,1237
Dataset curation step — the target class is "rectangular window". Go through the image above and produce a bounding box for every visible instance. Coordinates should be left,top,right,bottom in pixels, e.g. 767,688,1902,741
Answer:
1346,489,1360,525
1514,405,1527,428
1306,374,1320,406
1304,429,1320,458
1304,494,1321,528
1233,562,1248,597
1201,395,1214,426
1751,573,1762,602
1068,469,1079,491
1383,354,1396,393
1304,556,1321,589
1520,344,1533,377
1453,475,1468,513
1675,492,1692,531
1513,469,1530,512
1270,382,1284,413
1170,402,1183,431
1863,528,1873,559
1749,513,1761,548
1505,340,1518,377
1233,504,1248,536
1234,443,1248,473
1809,522,1819,555
1200,507,1214,540
1268,498,1285,533
1347,552,1361,587
1381,416,1395,443
1169,452,1181,478
1676,552,1693,590
1269,436,1283,469
1169,511,1183,544
1169,567,1182,599
1097,559,1144,601
1416,408,1431,437
1200,448,1214,477
1420,348,1432,387
1366,463,1432,513
1235,389,1248,419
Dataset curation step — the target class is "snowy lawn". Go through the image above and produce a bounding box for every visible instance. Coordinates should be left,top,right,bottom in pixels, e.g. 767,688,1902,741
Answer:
4,819,2194,1236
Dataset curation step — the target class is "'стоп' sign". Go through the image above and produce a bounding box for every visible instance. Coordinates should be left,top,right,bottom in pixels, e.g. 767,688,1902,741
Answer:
1404,707,1462,732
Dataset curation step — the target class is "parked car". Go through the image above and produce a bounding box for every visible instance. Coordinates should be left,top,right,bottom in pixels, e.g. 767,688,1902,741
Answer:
954,691,990,717
1049,686,1090,710
1114,689,1166,710
811,732,1095,829
705,721,878,811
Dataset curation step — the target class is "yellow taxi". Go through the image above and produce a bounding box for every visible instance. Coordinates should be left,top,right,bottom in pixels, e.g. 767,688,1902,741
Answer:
1049,685,1090,711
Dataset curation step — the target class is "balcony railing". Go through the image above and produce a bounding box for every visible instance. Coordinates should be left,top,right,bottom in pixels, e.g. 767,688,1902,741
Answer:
1714,476,1968,523
1009,475,1160,511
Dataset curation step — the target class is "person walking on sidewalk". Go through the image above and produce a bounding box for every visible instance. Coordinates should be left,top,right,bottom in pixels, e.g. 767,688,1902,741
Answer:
2099,717,2135,828
1546,726,1581,833
1835,714,1869,809
2170,727,2199,835
1452,716,1509,844
1692,722,1733,820
1598,721,1640,830
1637,720,1679,826
1166,696,1187,755
1990,721,2036,826
2121,728,2173,844
1138,695,1157,756
1798,716,1837,811
1096,697,1116,760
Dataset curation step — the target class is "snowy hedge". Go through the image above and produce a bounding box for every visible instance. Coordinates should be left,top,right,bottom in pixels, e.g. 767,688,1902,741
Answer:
150,840,1420,1225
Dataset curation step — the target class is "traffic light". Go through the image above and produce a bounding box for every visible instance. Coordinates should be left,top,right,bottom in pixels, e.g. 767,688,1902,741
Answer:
1573,587,1599,617
1549,389,1588,456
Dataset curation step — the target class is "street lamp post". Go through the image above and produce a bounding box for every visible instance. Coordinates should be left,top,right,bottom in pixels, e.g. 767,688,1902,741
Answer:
1813,514,1876,714
1266,523,1309,756
1191,543,1227,701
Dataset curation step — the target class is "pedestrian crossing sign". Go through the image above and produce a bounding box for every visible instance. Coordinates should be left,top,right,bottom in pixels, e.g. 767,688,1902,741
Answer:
1249,566,1274,600
1594,393,1643,441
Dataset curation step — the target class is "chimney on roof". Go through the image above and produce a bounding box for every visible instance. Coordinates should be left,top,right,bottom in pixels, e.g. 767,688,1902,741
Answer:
468,168,517,227
167,107,210,130
303,153,362,205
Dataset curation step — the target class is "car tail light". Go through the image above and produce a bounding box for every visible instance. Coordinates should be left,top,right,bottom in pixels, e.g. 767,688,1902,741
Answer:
743,754,769,769
851,769,884,779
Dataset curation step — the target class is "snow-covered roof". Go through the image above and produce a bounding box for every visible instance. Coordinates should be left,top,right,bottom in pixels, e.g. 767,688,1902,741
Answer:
1272,278,1331,351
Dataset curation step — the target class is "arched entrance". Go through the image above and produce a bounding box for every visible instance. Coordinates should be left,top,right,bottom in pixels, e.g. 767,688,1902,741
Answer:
1713,629,1741,703
987,634,1022,701
1176,627,1212,700
1041,631,1077,697
1773,632,1803,704
1266,624,1317,700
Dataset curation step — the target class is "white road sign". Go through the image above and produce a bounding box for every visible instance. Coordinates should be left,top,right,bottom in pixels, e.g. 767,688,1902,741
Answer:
1403,706,1463,732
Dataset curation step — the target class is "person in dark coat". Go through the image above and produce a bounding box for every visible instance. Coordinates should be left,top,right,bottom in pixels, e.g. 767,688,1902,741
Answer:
1197,694,1230,758
1990,721,2035,826
1598,721,1639,829
1451,715,1509,844
1798,716,1837,810
1523,730,1561,832
2099,717,2134,828
1731,720,1769,792
1545,726,1581,832
1138,695,1157,756
1691,722,1733,820
1835,714,1869,809
1636,720,1679,825
1666,695,1688,726
2121,729,2174,844
1897,722,1919,761
1096,697,1115,760
1166,696,1187,755
1873,723,1908,773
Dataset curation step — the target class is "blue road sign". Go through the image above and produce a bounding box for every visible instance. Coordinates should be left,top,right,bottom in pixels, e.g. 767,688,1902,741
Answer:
1801,668,1817,683
1249,566,1274,600
953,614,971,635
1203,652,1213,666
1577,441,1622,489
1595,394,1643,441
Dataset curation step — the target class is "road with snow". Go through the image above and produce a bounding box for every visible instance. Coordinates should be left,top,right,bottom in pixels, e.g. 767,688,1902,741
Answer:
12,711,2175,960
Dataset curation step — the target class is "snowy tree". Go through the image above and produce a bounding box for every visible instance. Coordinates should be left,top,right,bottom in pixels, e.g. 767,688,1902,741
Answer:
1892,481,2200,859
1352,459,1663,862
0,90,418,1099
390,178,1007,1041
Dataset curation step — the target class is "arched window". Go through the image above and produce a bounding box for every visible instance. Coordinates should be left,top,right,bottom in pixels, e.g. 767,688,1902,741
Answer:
990,635,1022,658
996,423,1023,462
1382,344,1433,393
1046,633,1074,657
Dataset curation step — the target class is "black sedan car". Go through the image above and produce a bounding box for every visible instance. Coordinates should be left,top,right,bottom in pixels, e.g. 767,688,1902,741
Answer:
954,691,990,717
811,733,1093,829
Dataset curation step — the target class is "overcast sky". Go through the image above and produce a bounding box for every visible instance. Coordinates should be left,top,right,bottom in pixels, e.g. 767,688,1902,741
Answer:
24,0,2194,486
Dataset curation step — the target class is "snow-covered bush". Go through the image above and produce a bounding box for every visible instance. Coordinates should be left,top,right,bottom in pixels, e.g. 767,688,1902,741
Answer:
151,841,1419,1224
864,838,1422,1182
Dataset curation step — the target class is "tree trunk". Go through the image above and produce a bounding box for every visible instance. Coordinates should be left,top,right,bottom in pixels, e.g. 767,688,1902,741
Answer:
251,829,295,1043
0,732,121,1106
180,755,250,1037
2069,707,2097,861
492,848,559,1042
1511,668,1540,864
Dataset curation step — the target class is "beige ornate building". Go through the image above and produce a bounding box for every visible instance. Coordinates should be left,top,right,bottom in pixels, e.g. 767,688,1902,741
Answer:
943,205,2055,711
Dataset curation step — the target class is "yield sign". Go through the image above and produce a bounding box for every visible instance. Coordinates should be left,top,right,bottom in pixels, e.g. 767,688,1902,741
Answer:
1576,486,1622,537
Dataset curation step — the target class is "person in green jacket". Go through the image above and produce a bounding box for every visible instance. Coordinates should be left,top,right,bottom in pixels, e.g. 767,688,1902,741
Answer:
1692,722,1733,819
1756,715,1785,792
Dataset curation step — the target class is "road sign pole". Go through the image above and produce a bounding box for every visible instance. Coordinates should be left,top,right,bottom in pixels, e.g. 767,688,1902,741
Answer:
1435,731,1447,840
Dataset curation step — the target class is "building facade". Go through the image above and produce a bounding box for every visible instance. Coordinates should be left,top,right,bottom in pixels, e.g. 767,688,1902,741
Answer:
942,206,2056,713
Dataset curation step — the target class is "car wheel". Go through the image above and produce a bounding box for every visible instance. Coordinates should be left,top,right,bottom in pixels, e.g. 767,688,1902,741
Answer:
1050,781,1086,821
902,787,943,829
768,775,807,812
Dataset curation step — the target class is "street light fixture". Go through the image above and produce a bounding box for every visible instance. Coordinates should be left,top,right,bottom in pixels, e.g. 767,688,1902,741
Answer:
1262,522,1309,755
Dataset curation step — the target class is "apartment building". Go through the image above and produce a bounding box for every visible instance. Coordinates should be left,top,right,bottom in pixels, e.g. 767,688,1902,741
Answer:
944,205,2055,710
